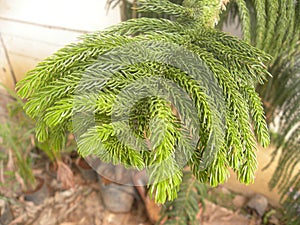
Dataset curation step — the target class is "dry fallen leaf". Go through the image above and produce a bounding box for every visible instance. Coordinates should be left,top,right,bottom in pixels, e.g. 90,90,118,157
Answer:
57,160,75,189
14,172,25,190
0,160,5,183
6,149,15,171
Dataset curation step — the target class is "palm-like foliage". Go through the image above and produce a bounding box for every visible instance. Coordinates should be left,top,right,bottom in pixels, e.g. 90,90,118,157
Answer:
218,0,300,223
17,0,270,208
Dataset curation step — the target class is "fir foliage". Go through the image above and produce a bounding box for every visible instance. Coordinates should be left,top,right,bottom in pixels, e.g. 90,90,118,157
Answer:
158,171,207,225
219,0,300,223
17,0,271,204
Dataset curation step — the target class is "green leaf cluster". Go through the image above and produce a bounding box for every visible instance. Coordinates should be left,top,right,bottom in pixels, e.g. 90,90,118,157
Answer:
17,0,270,204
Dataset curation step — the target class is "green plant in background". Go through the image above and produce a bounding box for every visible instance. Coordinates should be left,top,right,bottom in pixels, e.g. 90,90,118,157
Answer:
0,85,37,191
16,0,271,210
216,1,300,224
0,85,74,191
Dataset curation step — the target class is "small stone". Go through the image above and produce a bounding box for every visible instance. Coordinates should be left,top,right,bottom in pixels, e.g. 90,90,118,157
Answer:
94,218,102,225
0,199,5,208
60,190,74,197
54,192,60,202
247,194,268,216
233,195,247,208
100,181,135,213
102,212,130,225
219,186,231,195
0,201,13,225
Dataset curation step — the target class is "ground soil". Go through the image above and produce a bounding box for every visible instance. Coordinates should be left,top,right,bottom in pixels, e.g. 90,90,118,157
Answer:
0,161,283,225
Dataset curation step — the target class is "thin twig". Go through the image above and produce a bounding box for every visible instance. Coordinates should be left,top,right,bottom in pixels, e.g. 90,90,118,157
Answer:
132,0,138,19
0,33,17,86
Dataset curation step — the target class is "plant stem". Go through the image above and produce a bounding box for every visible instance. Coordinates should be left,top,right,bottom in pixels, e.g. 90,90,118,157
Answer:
132,0,138,18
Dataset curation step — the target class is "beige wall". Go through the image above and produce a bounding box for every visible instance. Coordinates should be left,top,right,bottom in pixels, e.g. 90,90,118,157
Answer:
0,0,120,90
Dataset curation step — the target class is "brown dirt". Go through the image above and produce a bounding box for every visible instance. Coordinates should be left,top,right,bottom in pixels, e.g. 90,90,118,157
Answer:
0,166,273,225
2,169,151,225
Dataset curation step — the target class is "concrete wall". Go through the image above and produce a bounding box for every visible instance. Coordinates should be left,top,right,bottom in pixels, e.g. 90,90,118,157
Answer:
0,0,121,90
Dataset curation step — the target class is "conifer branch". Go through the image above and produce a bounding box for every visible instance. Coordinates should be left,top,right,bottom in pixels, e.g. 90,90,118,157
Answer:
17,0,272,204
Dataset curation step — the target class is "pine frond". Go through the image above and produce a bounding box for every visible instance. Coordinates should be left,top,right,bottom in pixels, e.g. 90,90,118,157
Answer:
291,0,300,46
219,0,299,57
208,146,230,186
233,0,251,43
145,97,184,203
242,85,270,147
48,125,67,151
280,171,300,225
252,0,266,49
159,171,207,225
94,17,187,37
16,35,137,98
17,0,271,204
269,0,287,57
138,0,189,18
77,123,144,167
185,44,262,179
262,0,279,51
